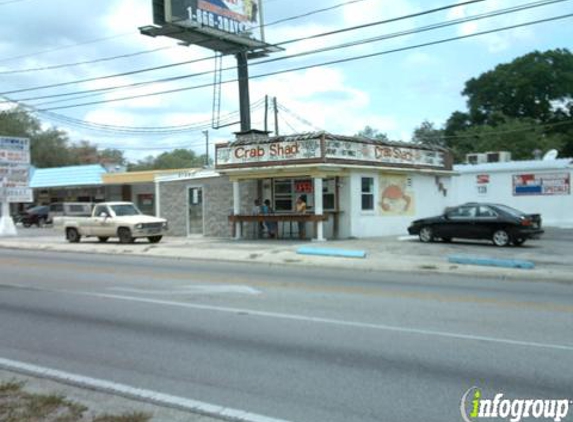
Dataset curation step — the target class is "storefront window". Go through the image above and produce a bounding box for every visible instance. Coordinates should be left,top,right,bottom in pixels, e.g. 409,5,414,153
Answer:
361,177,374,211
323,178,336,211
274,179,293,211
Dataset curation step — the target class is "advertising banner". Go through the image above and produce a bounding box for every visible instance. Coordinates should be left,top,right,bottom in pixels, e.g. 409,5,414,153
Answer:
512,172,570,196
168,0,260,37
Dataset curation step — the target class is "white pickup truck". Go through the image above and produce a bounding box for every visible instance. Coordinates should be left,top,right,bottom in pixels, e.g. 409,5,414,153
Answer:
62,202,168,244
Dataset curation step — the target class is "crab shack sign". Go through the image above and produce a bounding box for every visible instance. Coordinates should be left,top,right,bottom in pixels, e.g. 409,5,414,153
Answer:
216,139,322,166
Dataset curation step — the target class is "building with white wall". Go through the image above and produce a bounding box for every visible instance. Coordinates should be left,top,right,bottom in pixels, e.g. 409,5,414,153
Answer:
451,158,572,227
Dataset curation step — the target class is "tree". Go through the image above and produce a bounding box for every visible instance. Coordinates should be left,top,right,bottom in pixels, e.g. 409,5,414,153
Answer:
128,149,207,171
412,120,445,147
69,140,99,165
98,148,126,166
30,129,75,168
444,49,573,161
446,116,564,162
462,49,573,124
1,107,129,168
356,125,389,141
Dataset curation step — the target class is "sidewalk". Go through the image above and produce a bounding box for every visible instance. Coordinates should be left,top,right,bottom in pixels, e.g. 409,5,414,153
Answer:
0,229,571,283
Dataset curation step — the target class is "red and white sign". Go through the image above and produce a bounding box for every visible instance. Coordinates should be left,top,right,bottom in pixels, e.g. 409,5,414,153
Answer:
476,174,490,184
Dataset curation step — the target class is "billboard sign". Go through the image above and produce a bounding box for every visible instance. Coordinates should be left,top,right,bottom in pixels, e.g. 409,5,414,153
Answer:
165,0,260,38
512,172,570,196
0,136,32,203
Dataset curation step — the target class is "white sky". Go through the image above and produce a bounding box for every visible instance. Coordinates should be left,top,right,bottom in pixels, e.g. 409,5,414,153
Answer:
0,0,571,161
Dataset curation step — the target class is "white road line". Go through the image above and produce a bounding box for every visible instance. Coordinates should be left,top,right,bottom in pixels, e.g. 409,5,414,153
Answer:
69,290,573,353
0,357,293,422
108,285,261,295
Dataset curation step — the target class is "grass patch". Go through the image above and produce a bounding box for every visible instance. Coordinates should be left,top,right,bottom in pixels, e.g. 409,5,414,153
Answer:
0,380,151,422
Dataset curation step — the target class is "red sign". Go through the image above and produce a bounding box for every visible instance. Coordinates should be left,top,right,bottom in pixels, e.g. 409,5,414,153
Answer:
295,180,313,193
476,174,490,184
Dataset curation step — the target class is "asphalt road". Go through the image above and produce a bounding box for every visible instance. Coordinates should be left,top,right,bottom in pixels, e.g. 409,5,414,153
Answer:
0,249,572,422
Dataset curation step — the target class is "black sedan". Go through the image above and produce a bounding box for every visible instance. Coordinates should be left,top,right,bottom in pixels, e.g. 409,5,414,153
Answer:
18,205,50,228
407,203,544,247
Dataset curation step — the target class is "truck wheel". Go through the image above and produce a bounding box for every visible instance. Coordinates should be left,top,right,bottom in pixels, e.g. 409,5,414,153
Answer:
98,237,109,243
118,228,133,244
148,236,162,244
66,228,81,243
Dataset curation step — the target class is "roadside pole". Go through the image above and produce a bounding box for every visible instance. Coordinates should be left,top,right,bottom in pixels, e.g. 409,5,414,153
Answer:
0,178,17,236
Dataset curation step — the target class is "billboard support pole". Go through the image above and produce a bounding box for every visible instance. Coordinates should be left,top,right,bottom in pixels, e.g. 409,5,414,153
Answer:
236,51,251,132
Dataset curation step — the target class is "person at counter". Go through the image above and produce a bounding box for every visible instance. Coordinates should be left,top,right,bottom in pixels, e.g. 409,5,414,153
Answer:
296,195,307,239
262,199,278,238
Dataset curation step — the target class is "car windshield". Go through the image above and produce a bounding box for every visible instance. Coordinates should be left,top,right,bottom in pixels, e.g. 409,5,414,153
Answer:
494,204,526,217
110,204,142,216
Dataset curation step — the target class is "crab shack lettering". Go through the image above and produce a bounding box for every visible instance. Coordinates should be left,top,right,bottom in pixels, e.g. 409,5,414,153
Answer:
234,142,301,160
375,147,414,162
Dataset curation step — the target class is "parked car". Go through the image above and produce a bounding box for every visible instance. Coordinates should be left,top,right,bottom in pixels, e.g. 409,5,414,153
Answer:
61,201,168,244
407,203,544,247
18,205,50,227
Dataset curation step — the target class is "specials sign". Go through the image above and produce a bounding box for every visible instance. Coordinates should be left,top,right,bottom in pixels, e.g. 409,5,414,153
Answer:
216,139,322,166
0,136,32,202
513,172,570,196
325,139,445,168
166,0,260,37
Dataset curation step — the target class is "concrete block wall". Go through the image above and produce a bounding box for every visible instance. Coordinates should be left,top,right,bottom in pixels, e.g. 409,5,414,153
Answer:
158,181,187,237
158,176,258,237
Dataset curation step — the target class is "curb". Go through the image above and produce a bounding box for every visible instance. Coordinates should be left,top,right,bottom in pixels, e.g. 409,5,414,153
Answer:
448,255,535,269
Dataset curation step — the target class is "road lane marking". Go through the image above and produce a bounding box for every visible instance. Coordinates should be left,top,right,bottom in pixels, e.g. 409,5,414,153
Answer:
67,290,573,353
108,285,261,295
0,357,294,422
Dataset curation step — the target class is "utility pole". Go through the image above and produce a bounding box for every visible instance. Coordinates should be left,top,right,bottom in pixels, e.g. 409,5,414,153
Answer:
236,51,251,132
273,97,279,136
202,130,209,167
264,95,269,132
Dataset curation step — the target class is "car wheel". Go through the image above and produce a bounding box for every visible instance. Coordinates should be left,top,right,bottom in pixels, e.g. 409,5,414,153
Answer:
512,238,526,246
492,229,510,247
66,228,81,243
419,226,434,243
148,236,162,244
23,222,31,228
118,228,134,244
98,237,109,243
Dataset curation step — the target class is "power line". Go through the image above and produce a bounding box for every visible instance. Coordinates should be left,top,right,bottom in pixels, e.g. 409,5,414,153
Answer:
0,0,370,73
22,98,267,135
31,12,573,112
264,0,367,28
1,0,539,109
0,0,486,95
0,46,175,75
0,32,137,64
